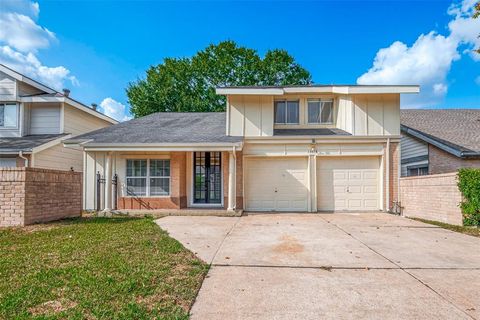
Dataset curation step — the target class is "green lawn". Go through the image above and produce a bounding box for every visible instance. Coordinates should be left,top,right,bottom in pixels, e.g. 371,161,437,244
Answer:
0,217,208,319
411,218,480,238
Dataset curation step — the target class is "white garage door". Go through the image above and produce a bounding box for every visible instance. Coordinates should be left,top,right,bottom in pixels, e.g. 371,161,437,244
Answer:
317,156,380,211
245,157,308,211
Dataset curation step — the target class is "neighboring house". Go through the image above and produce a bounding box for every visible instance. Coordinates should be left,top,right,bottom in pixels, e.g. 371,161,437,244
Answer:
400,109,480,177
0,64,117,171
65,85,418,212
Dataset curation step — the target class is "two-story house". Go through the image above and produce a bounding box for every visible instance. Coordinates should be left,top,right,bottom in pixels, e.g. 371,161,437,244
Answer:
65,85,418,213
0,64,117,171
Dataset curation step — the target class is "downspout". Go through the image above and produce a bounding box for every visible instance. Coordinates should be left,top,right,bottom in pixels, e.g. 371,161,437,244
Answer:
386,138,390,212
231,145,237,210
18,151,29,167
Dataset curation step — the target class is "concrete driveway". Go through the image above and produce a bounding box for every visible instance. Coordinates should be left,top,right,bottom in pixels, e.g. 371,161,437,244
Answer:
156,213,480,319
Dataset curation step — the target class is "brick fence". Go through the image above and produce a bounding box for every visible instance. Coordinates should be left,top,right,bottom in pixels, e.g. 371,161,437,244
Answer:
399,172,463,226
0,168,82,227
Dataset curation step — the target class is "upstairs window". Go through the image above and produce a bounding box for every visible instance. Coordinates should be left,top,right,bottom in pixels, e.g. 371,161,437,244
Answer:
0,103,18,128
308,100,333,124
274,100,299,124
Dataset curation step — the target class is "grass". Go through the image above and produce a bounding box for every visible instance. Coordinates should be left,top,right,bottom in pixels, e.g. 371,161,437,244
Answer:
0,217,209,320
411,218,480,238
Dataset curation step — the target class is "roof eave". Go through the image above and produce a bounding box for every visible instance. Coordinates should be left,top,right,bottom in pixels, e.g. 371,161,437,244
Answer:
401,125,480,159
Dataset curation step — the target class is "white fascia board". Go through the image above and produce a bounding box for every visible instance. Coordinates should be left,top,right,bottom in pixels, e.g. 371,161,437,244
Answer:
31,134,73,154
0,64,55,94
348,86,420,94
20,96,118,124
84,145,244,152
64,98,118,124
217,85,420,95
216,88,284,95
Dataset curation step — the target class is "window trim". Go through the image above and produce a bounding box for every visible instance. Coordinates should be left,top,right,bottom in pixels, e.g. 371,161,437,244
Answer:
0,102,19,129
274,99,300,125
125,159,171,197
307,99,334,124
407,165,429,177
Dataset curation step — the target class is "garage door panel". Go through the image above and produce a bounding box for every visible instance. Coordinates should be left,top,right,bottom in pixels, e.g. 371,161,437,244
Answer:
245,157,308,212
364,186,378,193
317,156,380,211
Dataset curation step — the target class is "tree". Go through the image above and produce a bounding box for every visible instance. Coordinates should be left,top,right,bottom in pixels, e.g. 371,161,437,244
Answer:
475,1,480,53
127,41,312,117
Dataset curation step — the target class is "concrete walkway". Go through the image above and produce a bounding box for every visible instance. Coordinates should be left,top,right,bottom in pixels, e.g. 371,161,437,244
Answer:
156,213,480,319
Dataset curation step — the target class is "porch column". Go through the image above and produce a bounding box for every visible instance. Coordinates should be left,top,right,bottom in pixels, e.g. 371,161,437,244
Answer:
104,151,112,211
227,151,236,211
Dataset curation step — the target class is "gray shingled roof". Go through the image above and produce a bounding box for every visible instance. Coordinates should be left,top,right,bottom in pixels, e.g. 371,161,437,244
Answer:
66,112,242,145
274,128,350,136
0,134,68,153
400,109,480,156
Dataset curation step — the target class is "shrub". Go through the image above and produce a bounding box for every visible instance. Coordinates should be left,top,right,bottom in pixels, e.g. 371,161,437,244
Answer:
457,168,480,226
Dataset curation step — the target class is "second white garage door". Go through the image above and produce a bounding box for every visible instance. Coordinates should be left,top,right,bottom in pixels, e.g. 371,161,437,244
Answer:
317,156,380,211
245,157,308,211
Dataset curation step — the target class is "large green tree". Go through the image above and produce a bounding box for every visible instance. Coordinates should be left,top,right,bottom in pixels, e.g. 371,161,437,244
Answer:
127,41,312,117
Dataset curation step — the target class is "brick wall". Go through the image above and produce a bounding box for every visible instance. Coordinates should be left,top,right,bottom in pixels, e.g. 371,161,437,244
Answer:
0,168,82,227
383,142,400,211
118,152,187,210
429,144,480,174
399,172,463,225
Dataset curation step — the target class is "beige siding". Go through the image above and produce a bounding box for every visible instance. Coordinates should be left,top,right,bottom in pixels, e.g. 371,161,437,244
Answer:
64,104,111,136
244,142,384,157
0,71,16,101
383,95,400,135
227,93,400,137
17,82,44,97
33,143,83,172
400,133,428,176
335,95,353,134
352,94,400,136
229,95,274,137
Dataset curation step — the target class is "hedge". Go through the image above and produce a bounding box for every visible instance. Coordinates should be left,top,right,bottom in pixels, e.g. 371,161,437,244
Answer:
457,168,480,226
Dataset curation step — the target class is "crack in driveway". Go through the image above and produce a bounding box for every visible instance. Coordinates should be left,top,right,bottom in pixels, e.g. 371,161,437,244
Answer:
320,215,477,320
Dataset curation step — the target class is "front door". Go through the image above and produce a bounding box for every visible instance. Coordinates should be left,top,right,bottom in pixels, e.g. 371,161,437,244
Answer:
193,152,222,204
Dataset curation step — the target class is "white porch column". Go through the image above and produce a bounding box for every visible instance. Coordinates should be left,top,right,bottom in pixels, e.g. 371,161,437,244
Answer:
227,151,236,211
104,151,112,211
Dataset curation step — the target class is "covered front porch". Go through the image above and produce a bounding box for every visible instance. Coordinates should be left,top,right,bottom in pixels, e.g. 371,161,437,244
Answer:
84,147,243,213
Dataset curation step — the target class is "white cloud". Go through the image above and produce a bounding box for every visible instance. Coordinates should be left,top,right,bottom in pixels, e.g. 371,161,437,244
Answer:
0,0,77,91
99,98,132,122
0,46,78,90
357,0,480,108
0,12,55,53
2,0,40,19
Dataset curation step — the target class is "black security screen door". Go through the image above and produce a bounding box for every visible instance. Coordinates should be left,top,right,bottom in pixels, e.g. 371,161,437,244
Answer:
194,152,222,204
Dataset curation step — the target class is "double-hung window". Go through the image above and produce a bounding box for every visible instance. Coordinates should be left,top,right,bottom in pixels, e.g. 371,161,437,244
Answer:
274,100,299,124
126,159,170,196
0,103,18,128
307,99,333,124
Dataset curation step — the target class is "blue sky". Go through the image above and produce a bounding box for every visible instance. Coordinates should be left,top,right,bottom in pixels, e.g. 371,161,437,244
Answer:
1,0,479,121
